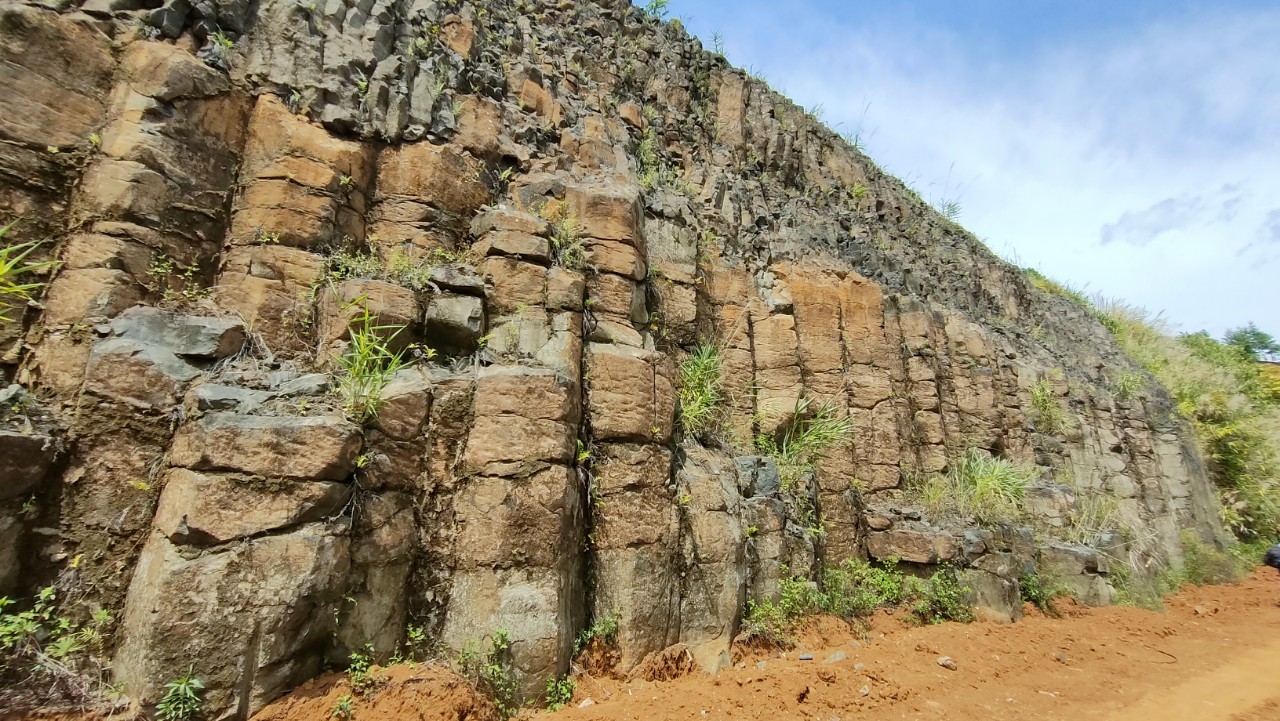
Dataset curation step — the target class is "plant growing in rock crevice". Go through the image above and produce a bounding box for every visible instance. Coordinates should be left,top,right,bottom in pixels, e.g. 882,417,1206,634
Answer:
156,669,204,721
1029,379,1064,433
456,629,518,719
537,202,584,271
333,302,412,423
0,222,58,322
754,396,853,492
676,344,724,438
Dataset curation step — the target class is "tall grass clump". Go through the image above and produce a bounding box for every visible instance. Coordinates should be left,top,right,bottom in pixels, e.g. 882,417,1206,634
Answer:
914,449,1036,525
754,396,854,492
1029,379,1065,433
676,345,724,437
334,303,411,423
0,222,58,322
1094,299,1280,539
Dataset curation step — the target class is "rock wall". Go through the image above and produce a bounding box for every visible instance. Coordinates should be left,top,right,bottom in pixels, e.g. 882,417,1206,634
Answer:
0,0,1228,717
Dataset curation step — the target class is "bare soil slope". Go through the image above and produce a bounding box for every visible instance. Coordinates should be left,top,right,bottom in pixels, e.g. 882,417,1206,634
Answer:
550,569,1280,721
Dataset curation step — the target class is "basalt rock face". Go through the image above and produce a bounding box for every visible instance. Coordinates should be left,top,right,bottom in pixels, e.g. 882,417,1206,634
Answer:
0,0,1227,716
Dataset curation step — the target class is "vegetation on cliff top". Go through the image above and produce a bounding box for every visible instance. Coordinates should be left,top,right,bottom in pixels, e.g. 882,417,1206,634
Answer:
1026,269,1280,540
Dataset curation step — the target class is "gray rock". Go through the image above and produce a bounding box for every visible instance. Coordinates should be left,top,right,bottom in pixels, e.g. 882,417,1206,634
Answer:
734,456,781,498
822,651,846,664
111,306,245,360
429,266,487,295
275,373,331,397
423,293,486,355
149,0,191,38
193,384,274,412
937,656,957,671
0,432,60,501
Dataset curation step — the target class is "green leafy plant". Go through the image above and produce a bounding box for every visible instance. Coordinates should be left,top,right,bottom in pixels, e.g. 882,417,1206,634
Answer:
544,675,575,710
676,345,724,437
146,253,211,306
0,223,59,322
819,558,907,619
573,611,620,656
457,629,518,719
741,576,822,646
329,694,355,720
333,301,412,423
156,669,204,721
0,586,114,697
910,567,974,625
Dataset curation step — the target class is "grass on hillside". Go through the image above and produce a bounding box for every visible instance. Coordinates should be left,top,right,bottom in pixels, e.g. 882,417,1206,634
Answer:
1021,267,1280,540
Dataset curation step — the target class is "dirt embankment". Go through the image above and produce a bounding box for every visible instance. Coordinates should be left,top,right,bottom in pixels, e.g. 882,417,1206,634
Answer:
553,569,1280,721
13,571,1279,721
249,569,1280,721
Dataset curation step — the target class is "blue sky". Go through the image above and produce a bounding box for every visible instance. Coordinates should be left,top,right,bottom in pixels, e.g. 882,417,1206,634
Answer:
641,0,1280,338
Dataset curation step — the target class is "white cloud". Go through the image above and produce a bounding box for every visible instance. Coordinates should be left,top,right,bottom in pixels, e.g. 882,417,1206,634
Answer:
686,2,1280,336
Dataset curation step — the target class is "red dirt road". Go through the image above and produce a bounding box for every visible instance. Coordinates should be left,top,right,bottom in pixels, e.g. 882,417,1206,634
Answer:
198,569,1280,721
554,569,1280,721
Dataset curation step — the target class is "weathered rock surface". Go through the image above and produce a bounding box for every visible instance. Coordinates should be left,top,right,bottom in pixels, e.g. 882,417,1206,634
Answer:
0,0,1233,717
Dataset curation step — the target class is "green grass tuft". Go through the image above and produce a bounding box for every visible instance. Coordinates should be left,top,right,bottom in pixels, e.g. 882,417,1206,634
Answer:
677,345,724,437
913,449,1036,526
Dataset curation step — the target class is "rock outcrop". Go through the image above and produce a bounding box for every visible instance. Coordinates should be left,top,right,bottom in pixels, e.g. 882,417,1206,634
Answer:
0,0,1228,717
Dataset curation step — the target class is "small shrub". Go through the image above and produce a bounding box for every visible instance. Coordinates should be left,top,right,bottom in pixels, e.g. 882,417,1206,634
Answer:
741,577,822,646
329,694,355,720
1175,530,1243,587
676,345,724,437
544,675,575,710
910,567,974,625
820,559,906,618
0,587,114,701
573,611,620,655
1113,371,1145,401
457,629,518,719
333,302,412,423
1018,572,1071,614
345,644,383,694
156,670,204,721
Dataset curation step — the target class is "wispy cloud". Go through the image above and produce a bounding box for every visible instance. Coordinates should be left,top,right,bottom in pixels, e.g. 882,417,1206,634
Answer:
676,1,1280,335
1100,185,1245,247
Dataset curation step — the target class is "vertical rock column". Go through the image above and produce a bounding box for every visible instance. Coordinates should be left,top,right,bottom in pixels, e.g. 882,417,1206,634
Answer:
0,6,114,366
115,411,362,718
214,94,374,356
675,443,745,672
32,41,249,392
445,366,584,696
